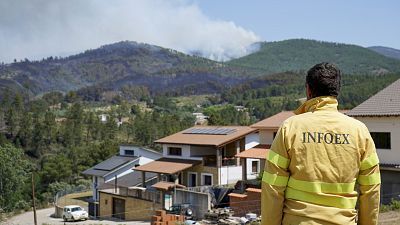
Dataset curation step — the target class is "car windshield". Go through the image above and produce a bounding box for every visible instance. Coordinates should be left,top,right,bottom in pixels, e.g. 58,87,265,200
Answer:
71,207,82,212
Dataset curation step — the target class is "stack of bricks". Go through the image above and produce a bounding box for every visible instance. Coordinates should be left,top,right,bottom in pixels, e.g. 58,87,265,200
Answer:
151,210,185,225
228,188,261,217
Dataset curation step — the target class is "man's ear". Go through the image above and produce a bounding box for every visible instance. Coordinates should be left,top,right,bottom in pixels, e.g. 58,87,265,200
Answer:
306,84,312,100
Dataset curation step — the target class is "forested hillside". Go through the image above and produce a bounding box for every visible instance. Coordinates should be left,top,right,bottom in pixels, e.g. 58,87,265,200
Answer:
228,39,400,75
217,73,400,119
369,46,400,60
0,41,253,99
2,39,400,101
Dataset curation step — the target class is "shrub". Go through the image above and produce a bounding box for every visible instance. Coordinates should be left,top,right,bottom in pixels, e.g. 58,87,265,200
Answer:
380,199,400,212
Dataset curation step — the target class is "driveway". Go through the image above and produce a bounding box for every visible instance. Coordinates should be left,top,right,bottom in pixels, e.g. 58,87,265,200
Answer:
1,208,150,225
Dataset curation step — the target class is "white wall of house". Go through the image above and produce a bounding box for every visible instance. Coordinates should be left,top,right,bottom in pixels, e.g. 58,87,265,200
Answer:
260,129,278,145
219,166,242,185
90,146,161,200
92,176,104,201
105,147,162,182
245,132,259,150
246,158,261,180
353,116,400,165
162,144,202,160
114,145,162,181
259,129,276,145
119,145,162,160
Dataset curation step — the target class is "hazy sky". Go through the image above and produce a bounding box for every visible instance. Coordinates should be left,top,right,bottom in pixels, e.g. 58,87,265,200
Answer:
0,0,399,63
195,0,400,49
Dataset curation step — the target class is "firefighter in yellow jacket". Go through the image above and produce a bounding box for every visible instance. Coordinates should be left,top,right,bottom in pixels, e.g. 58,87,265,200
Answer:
261,63,381,225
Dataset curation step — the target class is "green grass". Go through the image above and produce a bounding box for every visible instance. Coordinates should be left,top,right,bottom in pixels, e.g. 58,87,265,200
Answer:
173,95,211,108
381,200,400,213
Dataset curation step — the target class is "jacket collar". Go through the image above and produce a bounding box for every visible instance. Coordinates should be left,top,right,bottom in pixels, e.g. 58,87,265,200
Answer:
294,96,338,115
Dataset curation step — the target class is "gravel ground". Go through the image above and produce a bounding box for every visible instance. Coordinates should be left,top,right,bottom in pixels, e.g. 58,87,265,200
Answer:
1,208,150,225
379,210,400,225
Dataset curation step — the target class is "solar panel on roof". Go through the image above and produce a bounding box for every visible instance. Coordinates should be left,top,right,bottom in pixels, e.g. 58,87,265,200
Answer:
183,128,237,135
93,156,137,171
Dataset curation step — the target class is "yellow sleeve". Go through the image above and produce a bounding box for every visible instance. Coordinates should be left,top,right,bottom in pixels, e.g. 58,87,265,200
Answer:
261,124,290,225
357,130,381,225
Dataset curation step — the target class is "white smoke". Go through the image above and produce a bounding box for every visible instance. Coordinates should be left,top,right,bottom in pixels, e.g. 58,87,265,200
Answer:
0,0,261,63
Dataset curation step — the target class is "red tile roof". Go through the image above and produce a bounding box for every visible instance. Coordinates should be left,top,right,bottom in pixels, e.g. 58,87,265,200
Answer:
151,181,186,191
251,111,294,129
133,158,201,174
235,144,270,159
348,78,400,117
155,126,256,147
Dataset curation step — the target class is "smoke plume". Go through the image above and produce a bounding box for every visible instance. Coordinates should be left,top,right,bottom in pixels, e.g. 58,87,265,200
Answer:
0,0,261,63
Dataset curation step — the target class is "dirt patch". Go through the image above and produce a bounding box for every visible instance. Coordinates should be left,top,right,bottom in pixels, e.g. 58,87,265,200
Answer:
379,210,400,225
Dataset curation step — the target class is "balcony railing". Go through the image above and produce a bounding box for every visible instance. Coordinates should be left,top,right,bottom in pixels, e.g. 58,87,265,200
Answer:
222,157,236,166
191,155,238,167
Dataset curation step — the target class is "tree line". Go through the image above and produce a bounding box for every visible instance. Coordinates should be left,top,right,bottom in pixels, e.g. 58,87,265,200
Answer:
0,93,194,213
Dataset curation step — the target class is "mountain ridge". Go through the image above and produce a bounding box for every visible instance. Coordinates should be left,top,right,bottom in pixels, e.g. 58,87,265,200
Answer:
228,39,400,75
1,39,400,100
368,46,400,60
0,41,251,98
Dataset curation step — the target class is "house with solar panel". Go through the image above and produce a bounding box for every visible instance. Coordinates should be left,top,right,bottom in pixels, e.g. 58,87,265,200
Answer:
133,126,259,188
81,145,162,216
347,78,400,203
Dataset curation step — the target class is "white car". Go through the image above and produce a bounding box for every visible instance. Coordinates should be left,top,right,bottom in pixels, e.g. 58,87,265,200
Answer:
62,205,89,222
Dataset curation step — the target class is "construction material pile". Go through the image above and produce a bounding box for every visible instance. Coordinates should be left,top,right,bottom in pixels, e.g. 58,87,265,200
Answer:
200,208,260,225
151,210,185,225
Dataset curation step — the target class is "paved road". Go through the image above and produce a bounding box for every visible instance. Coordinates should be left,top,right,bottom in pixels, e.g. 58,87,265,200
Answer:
1,208,150,225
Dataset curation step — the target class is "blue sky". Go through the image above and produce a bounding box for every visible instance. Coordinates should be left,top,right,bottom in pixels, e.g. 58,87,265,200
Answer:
193,0,400,48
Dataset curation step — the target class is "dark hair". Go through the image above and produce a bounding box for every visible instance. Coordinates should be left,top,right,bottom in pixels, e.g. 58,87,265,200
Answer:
306,62,341,98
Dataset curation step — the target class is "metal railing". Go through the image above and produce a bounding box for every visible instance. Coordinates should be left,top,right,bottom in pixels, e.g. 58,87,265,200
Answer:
54,185,91,207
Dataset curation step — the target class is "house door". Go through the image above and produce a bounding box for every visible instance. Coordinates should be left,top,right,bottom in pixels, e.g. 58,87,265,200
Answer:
188,173,197,187
112,197,125,220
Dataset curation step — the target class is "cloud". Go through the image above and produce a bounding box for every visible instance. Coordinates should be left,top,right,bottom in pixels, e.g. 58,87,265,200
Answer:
0,0,260,63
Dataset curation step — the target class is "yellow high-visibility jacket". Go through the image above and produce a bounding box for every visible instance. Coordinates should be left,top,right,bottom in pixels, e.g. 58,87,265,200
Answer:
261,96,381,225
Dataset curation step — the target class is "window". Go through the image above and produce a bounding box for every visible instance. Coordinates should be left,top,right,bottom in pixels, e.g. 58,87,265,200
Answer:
252,161,259,173
188,172,197,187
168,147,182,156
72,207,83,212
202,174,213,186
370,132,391,149
124,150,135,156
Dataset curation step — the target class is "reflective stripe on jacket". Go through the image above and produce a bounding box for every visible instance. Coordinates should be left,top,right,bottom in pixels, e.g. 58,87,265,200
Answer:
261,96,381,225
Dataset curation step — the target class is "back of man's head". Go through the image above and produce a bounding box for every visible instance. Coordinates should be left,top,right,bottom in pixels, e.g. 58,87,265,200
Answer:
306,62,341,98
